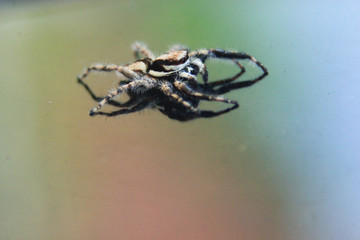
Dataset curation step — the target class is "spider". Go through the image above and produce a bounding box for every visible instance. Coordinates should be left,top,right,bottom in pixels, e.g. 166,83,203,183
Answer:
77,42,268,119
78,71,267,121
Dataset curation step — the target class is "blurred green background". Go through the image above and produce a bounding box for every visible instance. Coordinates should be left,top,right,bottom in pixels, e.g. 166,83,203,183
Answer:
1,0,359,239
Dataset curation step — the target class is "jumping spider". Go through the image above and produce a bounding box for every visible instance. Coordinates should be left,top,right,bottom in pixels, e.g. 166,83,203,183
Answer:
78,71,268,121
77,42,268,119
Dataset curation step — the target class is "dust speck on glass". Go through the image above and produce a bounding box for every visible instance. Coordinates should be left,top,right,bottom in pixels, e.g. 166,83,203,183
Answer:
77,42,268,121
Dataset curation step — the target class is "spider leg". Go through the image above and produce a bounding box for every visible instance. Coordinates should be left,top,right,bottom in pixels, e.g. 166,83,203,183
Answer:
89,79,156,116
159,82,200,113
173,80,239,114
77,64,139,83
90,85,129,116
132,42,155,59
77,78,138,108
91,99,152,117
190,48,268,76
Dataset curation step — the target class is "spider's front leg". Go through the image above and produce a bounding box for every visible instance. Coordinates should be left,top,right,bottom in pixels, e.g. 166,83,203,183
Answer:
132,42,155,59
77,64,119,83
77,64,139,84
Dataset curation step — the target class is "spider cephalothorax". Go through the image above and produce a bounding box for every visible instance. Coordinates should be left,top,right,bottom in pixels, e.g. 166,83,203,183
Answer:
77,42,268,119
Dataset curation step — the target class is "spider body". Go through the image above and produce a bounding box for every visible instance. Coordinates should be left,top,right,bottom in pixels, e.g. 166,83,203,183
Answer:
77,42,268,118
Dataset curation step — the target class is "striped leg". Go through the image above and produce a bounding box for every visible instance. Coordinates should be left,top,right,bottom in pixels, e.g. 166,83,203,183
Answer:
173,80,239,117
79,78,147,109
132,42,155,59
173,80,239,107
77,78,142,108
89,85,129,116
159,82,200,113
77,64,139,83
89,79,156,116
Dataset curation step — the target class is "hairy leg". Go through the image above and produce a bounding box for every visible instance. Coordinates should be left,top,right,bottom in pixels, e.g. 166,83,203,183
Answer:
77,64,140,83
132,42,155,59
159,82,199,113
173,81,236,104
89,78,156,115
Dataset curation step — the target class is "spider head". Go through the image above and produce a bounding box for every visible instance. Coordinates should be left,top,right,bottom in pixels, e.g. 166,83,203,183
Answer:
148,51,189,77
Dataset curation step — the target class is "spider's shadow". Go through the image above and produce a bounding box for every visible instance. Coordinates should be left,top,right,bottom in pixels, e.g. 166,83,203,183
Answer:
77,72,267,122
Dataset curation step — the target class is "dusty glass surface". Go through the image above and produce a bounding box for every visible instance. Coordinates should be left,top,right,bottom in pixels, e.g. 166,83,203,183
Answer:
1,0,359,239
